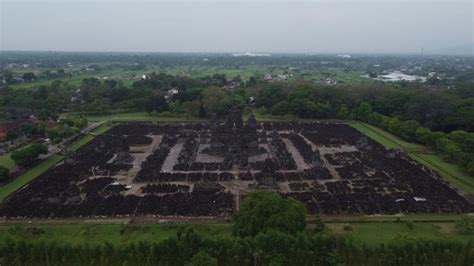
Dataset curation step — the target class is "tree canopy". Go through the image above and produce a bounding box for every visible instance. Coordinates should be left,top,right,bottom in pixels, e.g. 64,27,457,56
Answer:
233,192,307,237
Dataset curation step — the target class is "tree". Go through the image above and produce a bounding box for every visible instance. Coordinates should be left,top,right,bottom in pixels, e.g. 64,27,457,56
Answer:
233,192,307,237
466,160,474,175
11,148,38,167
387,117,401,135
11,144,48,167
22,72,36,82
436,138,463,162
181,100,203,117
415,127,432,145
354,102,372,121
145,95,169,114
0,166,9,182
455,216,474,233
246,76,258,87
337,105,350,119
398,120,421,141
271,101,291,116
202,87,231,116
3,70,14,84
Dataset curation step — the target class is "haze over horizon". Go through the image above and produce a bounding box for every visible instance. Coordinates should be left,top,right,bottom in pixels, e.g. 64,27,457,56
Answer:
1,0,473,55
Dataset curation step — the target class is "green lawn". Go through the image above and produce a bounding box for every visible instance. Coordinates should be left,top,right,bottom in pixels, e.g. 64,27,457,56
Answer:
315,214,468,223
86,112,206,123
327,222,472,246
10,68,150,90
0,155,63,202
0,220,469,247
0,152,15,170
350,121,474,195
0,223,233,245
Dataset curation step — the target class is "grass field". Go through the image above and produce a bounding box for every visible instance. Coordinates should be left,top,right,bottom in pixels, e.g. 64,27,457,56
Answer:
315,214,469,223
86,112,207,123
327,222,472,246
0,152,15,170
0,223,233,245
10,68,152,90
350,121,474,196
0,219,469,247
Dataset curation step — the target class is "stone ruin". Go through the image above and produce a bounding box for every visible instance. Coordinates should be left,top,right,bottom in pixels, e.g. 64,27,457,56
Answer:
206,106,261,165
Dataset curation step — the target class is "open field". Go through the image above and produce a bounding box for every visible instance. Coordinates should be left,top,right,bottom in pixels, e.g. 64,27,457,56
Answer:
10,68,154,90
0,219,470,247
326,221,472,246
0,223,233,245
9,65,262,90
0,152,15,170
350,121,474,196
301,70,373,84
86,112,207,123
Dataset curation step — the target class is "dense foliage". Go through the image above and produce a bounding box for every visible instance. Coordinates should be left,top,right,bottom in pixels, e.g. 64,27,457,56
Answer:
233,192,307,237
0,166,9,182
0,226,471,265
10,143,48,167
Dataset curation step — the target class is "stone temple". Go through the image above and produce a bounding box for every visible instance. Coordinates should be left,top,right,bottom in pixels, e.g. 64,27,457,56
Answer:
207,106,261,165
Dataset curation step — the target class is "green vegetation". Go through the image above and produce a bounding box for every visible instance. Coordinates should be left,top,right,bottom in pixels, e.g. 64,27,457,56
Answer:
0,153,15,170
327,222,472,246
0,155,63,202
0,166,9,182
455,216,474,234
86,112,205,122
0,216,471,248
233,191,307,237
317,214,468,223
10,143,48,167
0,223,233,245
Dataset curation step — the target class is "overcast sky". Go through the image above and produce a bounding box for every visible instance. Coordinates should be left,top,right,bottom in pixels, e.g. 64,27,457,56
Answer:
1,0,472,54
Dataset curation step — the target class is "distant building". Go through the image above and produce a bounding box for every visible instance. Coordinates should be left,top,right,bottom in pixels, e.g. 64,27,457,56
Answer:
263,74,273,81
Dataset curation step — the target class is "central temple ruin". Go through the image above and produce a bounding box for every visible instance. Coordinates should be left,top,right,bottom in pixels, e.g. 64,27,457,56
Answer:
207,106,260,166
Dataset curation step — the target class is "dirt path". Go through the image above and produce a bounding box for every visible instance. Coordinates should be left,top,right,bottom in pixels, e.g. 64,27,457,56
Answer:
282,138,310,171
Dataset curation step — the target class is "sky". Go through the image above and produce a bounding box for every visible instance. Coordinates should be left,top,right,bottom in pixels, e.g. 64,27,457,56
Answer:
1,0,473,54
